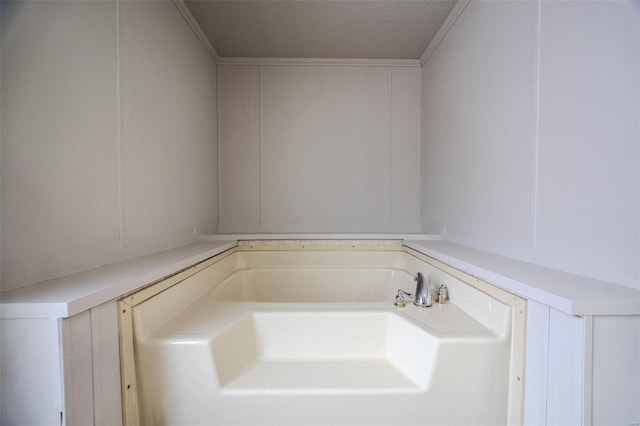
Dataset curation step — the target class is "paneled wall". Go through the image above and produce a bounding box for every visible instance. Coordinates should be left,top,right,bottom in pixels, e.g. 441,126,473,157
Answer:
421,0,640,289
218,63,421,233
0,1,218,290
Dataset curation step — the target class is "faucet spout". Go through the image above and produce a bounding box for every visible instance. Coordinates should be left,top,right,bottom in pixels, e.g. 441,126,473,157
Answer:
413,272,432,307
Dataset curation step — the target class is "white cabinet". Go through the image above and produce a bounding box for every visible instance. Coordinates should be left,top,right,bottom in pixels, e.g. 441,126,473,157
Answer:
1,302,122,426
524,300,640,426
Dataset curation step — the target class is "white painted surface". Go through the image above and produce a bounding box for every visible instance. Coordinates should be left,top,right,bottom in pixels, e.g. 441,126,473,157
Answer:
421,0,537,253
61,311,94,425
421,0,640,290
390,67,422,231
591,316,640,425
0,240,236,319
524,304,589,426
119,0,218,251
218,63,422,233
1,301,125,426
535,0,640,290
1,0,120,289
1,0,218,291
218,65,262,231
0,318,63,425
546,309,585,425
260,65,391,231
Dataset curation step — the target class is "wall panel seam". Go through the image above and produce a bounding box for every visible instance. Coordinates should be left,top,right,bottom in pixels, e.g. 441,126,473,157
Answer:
116,0,125,249
531,0,541,251
389,68,394,228
216,65,221,232
258,65,263,228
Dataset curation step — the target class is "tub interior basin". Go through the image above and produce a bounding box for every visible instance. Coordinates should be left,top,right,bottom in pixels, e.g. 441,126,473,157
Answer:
211,310,438,393
210,268,408,302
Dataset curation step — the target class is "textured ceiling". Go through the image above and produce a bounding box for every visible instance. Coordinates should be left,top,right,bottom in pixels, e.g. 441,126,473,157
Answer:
184,1,458,59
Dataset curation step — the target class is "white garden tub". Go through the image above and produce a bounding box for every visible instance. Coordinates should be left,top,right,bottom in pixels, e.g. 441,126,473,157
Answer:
119,243,525,425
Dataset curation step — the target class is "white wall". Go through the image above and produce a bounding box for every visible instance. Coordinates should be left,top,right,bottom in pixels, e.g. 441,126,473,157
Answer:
218,63,422,233
0,0,218,291
421,0,640,290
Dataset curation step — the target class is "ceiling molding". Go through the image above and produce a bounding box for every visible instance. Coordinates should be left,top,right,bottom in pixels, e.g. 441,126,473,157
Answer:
420,0,471,66
217,57,421,68
171,0,219,63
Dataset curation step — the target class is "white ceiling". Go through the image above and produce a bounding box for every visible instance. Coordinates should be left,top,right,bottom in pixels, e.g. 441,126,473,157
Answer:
184,1,458,60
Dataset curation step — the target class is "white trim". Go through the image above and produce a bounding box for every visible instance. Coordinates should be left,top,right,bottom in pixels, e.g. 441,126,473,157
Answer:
202,234,440,241
171,0,219,63
582,315,594,426
419,0,470,66
217,57,420,67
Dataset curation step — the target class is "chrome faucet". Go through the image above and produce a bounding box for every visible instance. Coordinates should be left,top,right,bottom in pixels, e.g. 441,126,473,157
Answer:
414,272,432,307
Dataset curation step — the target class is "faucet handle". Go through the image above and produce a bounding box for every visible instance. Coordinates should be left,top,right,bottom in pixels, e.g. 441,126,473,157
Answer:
394,289,413,308
436,284,449,304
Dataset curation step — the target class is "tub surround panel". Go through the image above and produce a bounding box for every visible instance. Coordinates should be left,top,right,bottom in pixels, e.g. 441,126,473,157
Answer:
1,0,219,291
260,65,391,232
420,0,640,290
217,63,422,234
1,0,121,290
120,0,218,250
420,0,537,254
535,0,640,289
218,65,262,230
390,67,422,231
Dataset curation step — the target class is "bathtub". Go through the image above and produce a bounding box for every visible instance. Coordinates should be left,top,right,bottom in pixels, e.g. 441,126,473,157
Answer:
119,243,526,425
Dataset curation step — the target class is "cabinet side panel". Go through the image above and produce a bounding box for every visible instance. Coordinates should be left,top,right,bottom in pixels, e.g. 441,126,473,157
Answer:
61,310,94,425
0,319,62,425
592,316,640,425
523,300,549,426
546,309,584,425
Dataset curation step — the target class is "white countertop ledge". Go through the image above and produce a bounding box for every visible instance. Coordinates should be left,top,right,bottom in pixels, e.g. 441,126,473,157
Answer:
404,240,640,316
2,236,638,319
0,240,236,319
